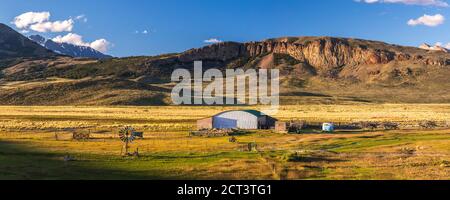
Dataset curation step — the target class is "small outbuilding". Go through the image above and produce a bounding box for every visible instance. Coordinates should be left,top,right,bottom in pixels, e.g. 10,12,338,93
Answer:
197,110,277,130
275,121,288,133
322,123,335,132
275,120,306,133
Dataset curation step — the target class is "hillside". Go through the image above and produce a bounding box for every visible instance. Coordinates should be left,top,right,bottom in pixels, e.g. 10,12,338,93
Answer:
0,22,449,105
5,37,450,81
0,23,56,60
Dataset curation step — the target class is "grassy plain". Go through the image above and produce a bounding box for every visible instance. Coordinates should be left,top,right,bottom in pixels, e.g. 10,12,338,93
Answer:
0,105,448,180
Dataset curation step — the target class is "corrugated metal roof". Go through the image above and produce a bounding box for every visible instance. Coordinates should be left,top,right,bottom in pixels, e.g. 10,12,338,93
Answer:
214,110,265,117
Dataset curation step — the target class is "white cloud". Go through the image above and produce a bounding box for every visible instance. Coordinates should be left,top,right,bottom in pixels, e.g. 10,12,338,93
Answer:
407,14,445,26
52,33,111,53
357,0,449,7
13,12,50,29
13,12,110,53
135,29,153,35
12,11,74,32
90,39,111,53
204,38,223,43
52,33,88,46
29,19,74,32
75,15,88,23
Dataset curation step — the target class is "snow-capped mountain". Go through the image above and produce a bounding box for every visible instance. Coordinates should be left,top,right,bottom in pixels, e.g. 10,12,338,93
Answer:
29,35,112,59
419,43,449,53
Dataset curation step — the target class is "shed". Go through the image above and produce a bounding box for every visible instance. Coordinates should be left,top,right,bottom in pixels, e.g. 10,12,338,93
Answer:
275,120,306,133
322,123,335,132
197,110,277,130
275,121,288,133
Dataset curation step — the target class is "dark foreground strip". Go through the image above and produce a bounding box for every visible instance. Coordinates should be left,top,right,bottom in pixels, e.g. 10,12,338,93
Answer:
0,180,448,199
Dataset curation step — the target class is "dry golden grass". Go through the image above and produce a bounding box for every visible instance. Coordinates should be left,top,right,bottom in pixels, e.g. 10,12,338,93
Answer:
0,104,448,130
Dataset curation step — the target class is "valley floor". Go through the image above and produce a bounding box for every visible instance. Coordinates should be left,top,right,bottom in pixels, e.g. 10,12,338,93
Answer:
0,105,448,180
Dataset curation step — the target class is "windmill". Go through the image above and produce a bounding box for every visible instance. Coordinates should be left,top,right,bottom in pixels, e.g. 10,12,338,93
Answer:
119,126,136,156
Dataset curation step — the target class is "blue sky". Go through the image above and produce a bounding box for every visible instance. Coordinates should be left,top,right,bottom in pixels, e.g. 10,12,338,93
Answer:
1,0,449,57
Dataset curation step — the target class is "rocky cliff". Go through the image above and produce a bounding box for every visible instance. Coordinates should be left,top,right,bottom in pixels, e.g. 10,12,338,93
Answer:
179,37,449,71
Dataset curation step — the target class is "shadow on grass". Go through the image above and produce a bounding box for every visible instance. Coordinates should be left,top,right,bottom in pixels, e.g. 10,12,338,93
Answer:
0,141,186,180
295,129,373,135
287,155,345,163
280,91,332,97
151,152,229,160
280,151,346,163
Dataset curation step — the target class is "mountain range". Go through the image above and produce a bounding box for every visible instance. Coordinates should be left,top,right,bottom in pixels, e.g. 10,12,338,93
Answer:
0,23,449,105
28,34,112,59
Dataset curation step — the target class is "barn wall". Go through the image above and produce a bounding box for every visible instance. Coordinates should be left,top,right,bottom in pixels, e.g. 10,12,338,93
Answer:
197,117,213,130
213,111,258,129
259,116,277,129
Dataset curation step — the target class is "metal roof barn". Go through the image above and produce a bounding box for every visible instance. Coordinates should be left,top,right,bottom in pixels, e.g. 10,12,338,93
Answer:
205,110,276,130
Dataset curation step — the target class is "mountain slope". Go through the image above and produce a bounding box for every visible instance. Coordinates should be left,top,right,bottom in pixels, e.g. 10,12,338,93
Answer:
29,35,112,59
40,36,448,85
0,23,56,59
0,77,169,105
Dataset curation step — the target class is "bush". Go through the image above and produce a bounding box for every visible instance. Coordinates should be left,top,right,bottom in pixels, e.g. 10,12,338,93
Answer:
280,152,303,162
419,121,438,129
360,121,381,130
382,122,399,130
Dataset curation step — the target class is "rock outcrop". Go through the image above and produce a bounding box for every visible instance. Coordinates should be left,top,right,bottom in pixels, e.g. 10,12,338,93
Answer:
178,37,450,71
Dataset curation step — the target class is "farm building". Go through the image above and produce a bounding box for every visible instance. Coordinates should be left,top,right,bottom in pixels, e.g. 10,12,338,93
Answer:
275,120,306,133
322,123,335,132
197,110,277,130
